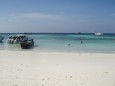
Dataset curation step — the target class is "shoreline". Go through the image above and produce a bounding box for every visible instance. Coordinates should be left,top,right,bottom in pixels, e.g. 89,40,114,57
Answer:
1,49,115,54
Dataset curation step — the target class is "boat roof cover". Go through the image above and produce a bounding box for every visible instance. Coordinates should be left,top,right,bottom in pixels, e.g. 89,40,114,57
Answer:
16,34,26,37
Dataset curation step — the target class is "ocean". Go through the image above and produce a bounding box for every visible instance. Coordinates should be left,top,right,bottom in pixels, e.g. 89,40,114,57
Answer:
0,33,115,53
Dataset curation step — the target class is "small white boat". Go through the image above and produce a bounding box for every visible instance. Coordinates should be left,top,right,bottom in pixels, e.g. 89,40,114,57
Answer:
95,33,103,36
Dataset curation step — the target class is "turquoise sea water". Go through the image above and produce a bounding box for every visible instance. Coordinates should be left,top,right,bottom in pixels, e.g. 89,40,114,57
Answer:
0,33,115,53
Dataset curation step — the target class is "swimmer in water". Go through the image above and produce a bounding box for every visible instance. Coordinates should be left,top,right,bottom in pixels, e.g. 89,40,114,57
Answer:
68,43,71,47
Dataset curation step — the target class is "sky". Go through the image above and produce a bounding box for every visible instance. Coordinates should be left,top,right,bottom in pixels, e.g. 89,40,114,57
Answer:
0,0,115,33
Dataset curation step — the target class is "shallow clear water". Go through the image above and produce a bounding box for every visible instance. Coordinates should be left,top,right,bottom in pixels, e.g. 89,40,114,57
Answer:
1,33,115,53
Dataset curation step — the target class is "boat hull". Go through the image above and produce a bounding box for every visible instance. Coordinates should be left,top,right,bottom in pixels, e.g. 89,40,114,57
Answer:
20,42,34,49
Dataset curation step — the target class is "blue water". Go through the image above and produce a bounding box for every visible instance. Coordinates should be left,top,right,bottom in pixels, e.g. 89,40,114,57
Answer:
1,33,115,53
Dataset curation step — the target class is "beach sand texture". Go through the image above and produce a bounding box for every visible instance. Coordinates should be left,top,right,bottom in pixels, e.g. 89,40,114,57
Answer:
0,51,115,86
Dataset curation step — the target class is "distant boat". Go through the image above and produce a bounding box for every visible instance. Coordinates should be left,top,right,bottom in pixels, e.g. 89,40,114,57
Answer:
76,32,82,34
95,33,103,36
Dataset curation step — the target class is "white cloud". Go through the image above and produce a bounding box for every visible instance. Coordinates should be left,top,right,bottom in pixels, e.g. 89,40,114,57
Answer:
0,12,114,33
0,12,64,27
8,13,63,21
0,12,66,32
111,13,115,16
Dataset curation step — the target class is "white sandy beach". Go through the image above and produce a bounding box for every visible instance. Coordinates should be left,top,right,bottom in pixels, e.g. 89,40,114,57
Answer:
0,50,115,86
